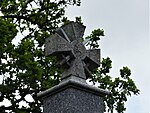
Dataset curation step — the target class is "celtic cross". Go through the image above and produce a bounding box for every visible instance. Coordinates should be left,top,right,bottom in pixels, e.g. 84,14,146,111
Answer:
45,22,100,81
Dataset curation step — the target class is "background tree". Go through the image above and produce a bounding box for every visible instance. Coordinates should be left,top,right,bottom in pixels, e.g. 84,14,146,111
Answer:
0,0,139,113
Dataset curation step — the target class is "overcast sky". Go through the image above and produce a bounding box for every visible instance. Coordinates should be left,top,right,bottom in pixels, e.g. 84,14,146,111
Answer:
66,0,149,113
0,0,149,112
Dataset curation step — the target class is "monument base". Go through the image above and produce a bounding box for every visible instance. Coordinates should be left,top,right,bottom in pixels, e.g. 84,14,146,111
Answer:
38,78,110,113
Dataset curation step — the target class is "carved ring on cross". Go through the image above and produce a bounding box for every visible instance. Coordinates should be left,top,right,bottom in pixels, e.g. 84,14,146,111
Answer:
45,22,100,80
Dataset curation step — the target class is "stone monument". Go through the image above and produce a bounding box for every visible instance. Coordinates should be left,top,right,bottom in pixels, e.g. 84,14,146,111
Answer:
37,22,110,113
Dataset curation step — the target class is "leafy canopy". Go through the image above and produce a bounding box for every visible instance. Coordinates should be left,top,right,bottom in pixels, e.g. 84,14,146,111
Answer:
0,0,139,113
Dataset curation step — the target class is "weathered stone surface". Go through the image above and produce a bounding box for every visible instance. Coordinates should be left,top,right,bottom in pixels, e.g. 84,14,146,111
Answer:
37,77,109,98
38,78,109,113
45,22,100,80
45,33,72,56
44,88,104,113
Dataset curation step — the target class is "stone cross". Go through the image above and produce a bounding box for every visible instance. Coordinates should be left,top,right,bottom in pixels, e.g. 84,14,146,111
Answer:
38,22,109,113
45,22,100,81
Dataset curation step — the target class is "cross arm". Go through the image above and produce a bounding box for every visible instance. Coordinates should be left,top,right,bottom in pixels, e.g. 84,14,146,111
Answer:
84,49,100,71
45,33,72,56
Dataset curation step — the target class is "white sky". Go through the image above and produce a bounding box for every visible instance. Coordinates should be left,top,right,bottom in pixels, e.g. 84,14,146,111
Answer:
65,0,149,113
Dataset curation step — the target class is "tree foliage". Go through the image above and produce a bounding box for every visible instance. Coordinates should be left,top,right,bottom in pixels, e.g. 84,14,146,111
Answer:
90,58,139,113
0,0,139,113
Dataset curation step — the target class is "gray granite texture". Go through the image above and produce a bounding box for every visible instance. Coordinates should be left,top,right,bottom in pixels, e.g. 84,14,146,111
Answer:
43,88,104,113
38,78,110,113
45,22,100,80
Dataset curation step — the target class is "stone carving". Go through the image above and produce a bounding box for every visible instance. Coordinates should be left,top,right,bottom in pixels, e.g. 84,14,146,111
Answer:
45,22,100,80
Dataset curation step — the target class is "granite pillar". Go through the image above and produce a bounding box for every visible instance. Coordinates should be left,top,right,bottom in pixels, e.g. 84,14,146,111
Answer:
37,22,110,113
37,77,109,113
